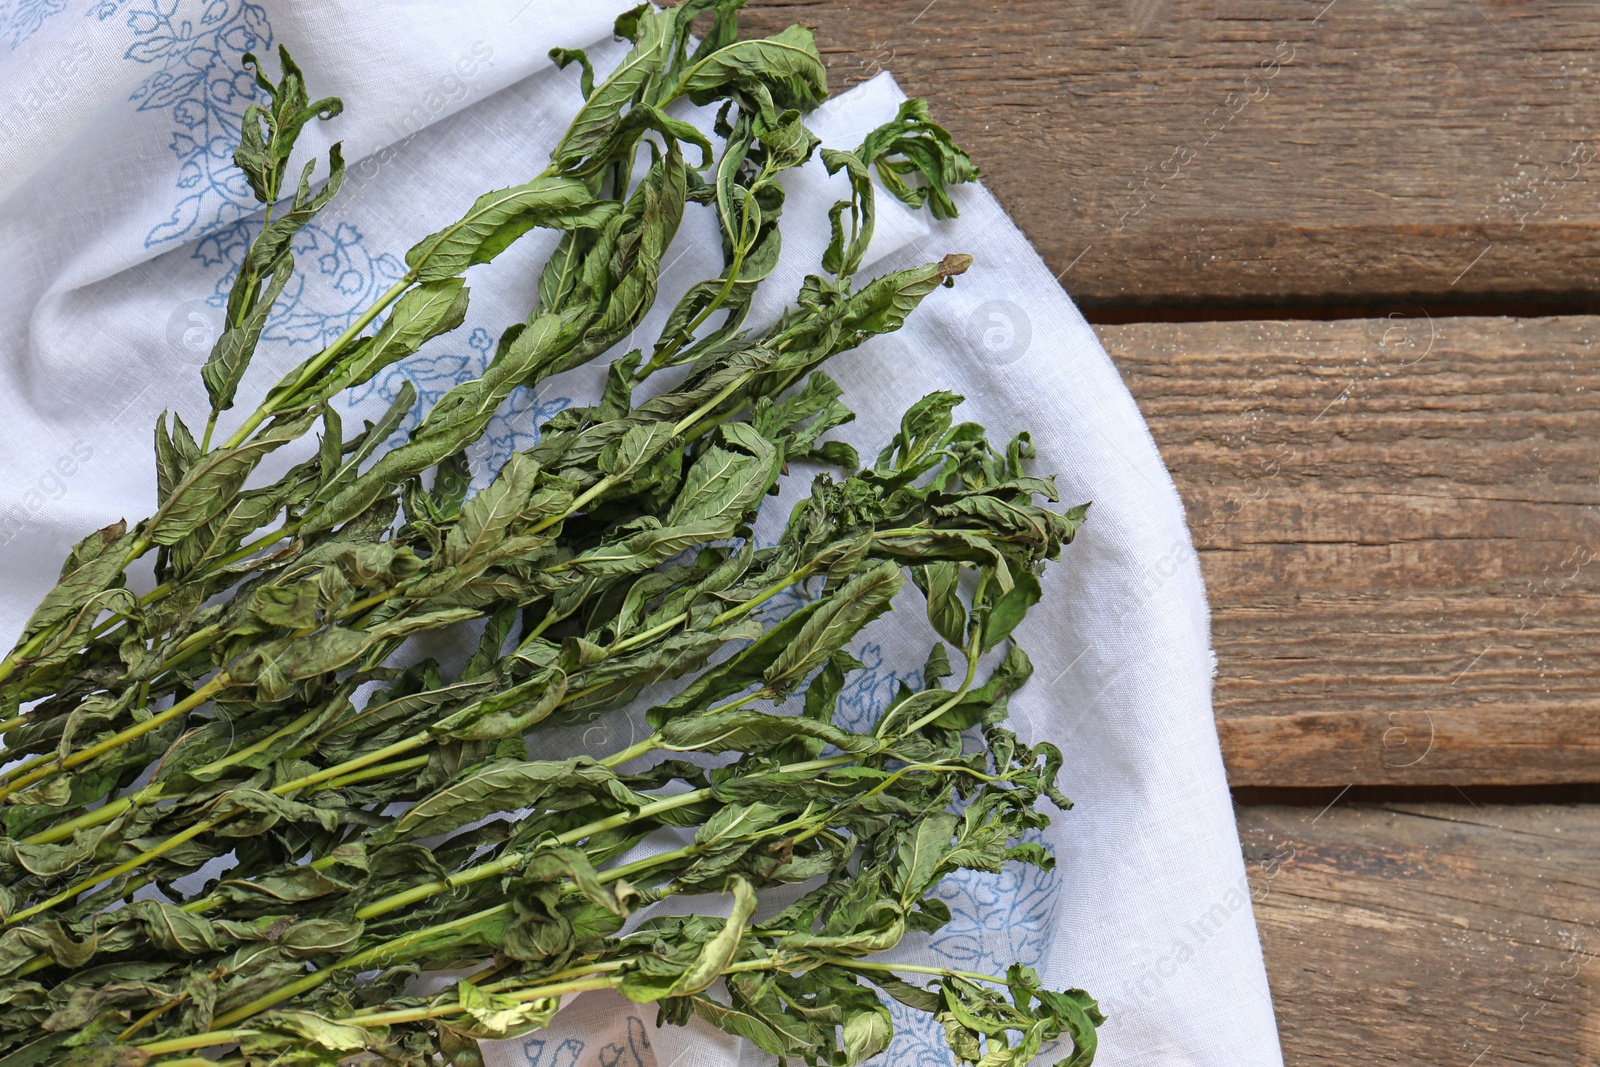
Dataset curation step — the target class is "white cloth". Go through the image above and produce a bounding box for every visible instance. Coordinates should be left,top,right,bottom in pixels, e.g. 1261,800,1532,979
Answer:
0,4,1282,1066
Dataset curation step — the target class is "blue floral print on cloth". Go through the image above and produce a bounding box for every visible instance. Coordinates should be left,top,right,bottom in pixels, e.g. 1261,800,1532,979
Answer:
524,1016,655,1067
0,0,67,46
103,0,574,472
197,217,407,347
109,0,273,247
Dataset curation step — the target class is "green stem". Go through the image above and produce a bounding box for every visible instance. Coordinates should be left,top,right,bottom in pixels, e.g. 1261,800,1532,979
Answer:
274,733,432,794
673,369,754,438
191,705,321,782
139,1030,260,1058
5,538,933,918
139,956,1000,1062
596,736,660,768
204,901,517,1030
6,818,216,925
11,750,441,968
337,588,399,622
352,752,854,923
95,514,311,645
353,855,520,923
0,628,52,688
594,841,700,885
638,249,747,379
524,367,754,543
606,562,814,658
605,611,690,655
697,687,771,719
7,751,438,966
10,734,429,924
149,973,630,1055
4,494,961,939
16,604,397,849
877,571,987,740
834,959,1009,986
312,752,430,791
527,473,615,536
1,630,221,776
23,615,769,918
22,787,154,846
636,155,776,382
27,594,417,838
199,412,219,455
717,567,812,623
124,513,309,637
220,274,416,452
160,623,223,668
0,676,228,804
118,532,154,571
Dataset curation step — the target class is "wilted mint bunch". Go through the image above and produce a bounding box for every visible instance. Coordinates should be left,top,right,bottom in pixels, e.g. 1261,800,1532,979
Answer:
0,5,1099,1065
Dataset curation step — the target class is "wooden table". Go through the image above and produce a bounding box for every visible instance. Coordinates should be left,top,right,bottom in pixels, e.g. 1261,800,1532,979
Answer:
743,2,1600,1061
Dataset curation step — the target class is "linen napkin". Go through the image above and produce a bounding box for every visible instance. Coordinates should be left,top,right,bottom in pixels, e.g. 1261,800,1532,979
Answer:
0,3,1283,1064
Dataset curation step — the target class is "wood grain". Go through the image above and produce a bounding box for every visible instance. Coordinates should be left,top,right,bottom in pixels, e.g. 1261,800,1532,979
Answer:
1094,315,1600,786
742,0,1600,313
1238,797,1600,1065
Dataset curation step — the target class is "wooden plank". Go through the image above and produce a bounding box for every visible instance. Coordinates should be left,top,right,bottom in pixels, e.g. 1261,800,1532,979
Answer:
741,0,1600,312
1237,797,1600,1065
1094,315,1600,786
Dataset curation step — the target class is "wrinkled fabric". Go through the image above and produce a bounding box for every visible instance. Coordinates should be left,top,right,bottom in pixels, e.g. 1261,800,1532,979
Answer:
0,4,1281,1065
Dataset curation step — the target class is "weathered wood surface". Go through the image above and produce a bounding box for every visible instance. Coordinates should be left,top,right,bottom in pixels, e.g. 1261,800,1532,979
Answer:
742,0,1600,313
1095,315,1600,786
1238,796,1600,1065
